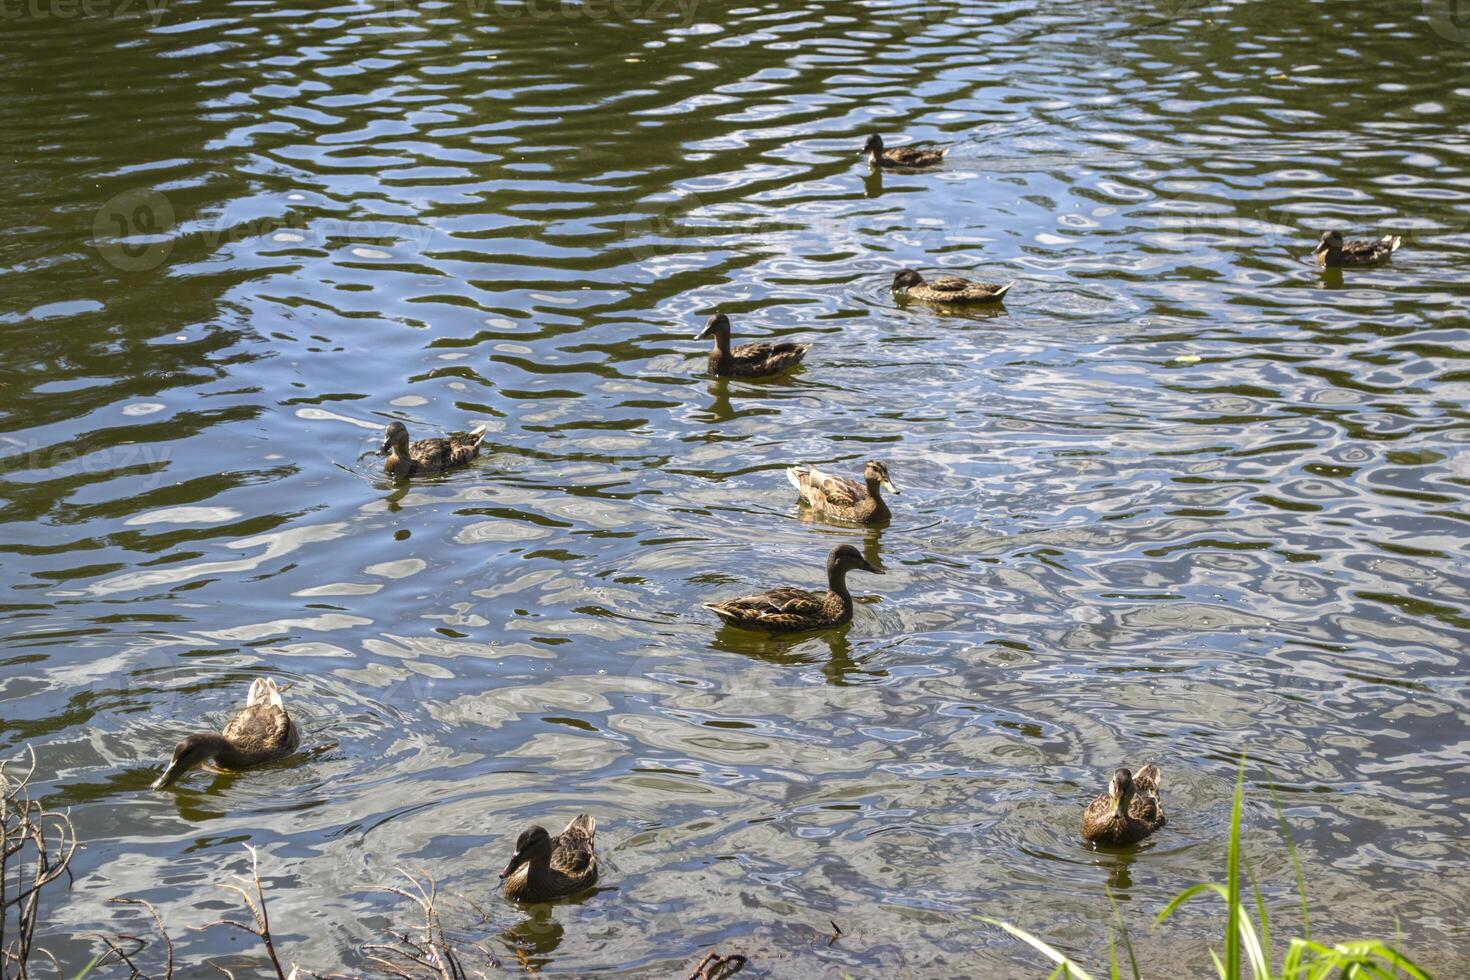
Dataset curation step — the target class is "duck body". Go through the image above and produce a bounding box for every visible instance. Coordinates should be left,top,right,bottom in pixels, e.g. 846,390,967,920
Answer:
380,420,488,479
863,133,945,170
1081,765,1165,847
501,814,599,903
893,268,1012,305
153,678,300,789
697,313,809,378
704,544,883,634
1313,230,1401,268
787,460,898,524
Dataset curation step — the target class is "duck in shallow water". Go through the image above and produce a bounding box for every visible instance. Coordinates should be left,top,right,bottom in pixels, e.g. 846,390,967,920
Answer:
152,678,300,789
1081,765,1166,846
787,459,898,524
501,814,599,902
379,420,488,479
862,133,946,169
892,268,1012,305
704,544,884,634
1312,230,1401,268
696,313,810,378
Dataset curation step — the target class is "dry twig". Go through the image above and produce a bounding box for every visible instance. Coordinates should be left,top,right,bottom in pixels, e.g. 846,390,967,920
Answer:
686,950,748,980
2,746,78,980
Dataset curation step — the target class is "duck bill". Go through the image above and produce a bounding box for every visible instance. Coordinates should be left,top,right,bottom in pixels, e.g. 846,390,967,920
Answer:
881,478,900,495
499,845,532,880
694,325,713,340
152,760,186,791
1112,792,1127,819
860,559,885,575
1311,241,1329,255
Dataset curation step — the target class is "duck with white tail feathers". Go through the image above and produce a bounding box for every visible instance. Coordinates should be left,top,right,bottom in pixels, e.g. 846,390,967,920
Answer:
787,460,898,524
862,134,947,170
1081,764,1166,846
1312,230,1402,268
152,678,300,789
892,268,1013,305
704,544,884,634
379,420,489,479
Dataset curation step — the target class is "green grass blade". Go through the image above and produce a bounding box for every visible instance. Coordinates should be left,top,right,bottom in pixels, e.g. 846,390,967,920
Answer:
1226,757,1245,980
1104,886,1141,980
980,916,1098,980
1246,859,1271,976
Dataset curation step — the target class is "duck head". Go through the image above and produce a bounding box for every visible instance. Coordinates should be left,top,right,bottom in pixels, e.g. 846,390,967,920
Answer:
891,268,925,293
864,460,899,495
153,733,229,790
380,421,411,457
827,543,883,577
1106,768,1135,819
500,825,554,879
862,133,884,166
695,313,731,343
1312,230,1343,257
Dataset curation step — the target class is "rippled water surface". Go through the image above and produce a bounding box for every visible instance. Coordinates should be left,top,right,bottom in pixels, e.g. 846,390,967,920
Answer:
3,0,1469,974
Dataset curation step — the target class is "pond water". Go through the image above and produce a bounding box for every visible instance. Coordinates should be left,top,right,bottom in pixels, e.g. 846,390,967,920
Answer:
2,0,1468,975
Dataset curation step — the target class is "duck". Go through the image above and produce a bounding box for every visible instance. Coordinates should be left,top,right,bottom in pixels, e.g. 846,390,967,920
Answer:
500,814,599,902
892,268,1012,305
704,544,884,634
787,459,898,524
1081,765,1166,847
379,420,488,479
862,133,946,170
152,678,300,789
696,313,810,378
1312,230,1401,268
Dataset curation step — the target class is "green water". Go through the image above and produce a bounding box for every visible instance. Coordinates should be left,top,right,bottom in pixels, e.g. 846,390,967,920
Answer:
2,0,1468,975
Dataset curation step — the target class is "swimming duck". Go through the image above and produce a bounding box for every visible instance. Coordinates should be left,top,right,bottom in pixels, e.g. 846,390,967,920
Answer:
787,460,898,524
1312,230,1401,268
152,678,300,789
696,313,810,378
862,134,946,170
892,268,1012,305
1081,765,1166,847
704,544,883,634
501,814,599,902
379,420,488,479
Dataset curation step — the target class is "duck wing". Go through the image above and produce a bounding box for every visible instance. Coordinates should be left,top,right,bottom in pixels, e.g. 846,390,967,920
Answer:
221,703,298,765
731,341,809,375
1129,764,1165,829
797,467,866,510
706,586,827,629
552,814,597,878
885,146,945,167
1341,236,1400,264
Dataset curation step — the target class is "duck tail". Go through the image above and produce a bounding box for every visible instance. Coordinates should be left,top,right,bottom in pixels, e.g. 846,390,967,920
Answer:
564,813,596,843
1134,763,1162,792
786,466,808,493
1381,234,1402,253
992,281,1014,300
264,677,285,707
467,423,489,445
246,678,267,706
703,601,737,624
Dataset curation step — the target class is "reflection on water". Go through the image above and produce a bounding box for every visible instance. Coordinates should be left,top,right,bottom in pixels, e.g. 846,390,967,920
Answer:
2,0,1468,975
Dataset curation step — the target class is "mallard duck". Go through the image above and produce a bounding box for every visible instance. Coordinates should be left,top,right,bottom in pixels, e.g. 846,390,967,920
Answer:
379,420,488,479
787,459,898,524
152,678,300,789
862,133,946,169
1312,230,1401,268
1081,765,1166,846
704,544,883,634
696,313,810,378
500,814,599,902
892,268,1012,305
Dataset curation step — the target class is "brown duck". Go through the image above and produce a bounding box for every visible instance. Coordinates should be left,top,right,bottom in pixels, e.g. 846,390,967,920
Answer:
862,133,946,169
1312,230,1401,268
501,814,599,902
153,679,300,789
380,420,488,479
704,544,883,634
787,460,898,524
1081,765,1166,846
892,268,1012,305
697,313,810,378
